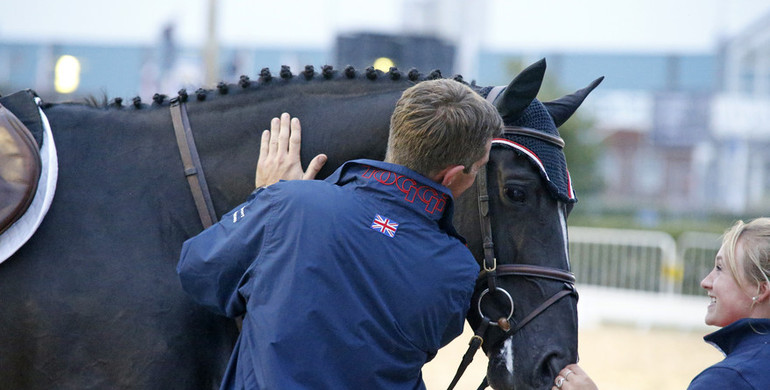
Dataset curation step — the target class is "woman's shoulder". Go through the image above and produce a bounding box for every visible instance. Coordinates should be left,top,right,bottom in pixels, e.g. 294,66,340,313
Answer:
688,335,770,390
688,365,754,390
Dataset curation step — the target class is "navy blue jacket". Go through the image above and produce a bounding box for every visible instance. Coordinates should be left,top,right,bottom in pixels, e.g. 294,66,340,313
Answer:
177,159,479,390
688,318,770,389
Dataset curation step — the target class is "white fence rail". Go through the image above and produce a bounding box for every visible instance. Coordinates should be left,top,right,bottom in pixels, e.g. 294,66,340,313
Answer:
677,232,722,295
568,227,721,296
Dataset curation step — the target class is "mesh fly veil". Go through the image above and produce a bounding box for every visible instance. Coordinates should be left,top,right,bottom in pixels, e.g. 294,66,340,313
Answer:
489,59,603,204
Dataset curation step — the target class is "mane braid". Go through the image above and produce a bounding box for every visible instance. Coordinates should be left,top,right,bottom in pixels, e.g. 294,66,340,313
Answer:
279,65,292,79
259,68,272,82
239,75,251,88
100,64,466,111
344,65,356,79
388,67,401,80
152,93,167,105
365,67,378,80
322,65,334,79
408,68,420,81
303,65,315,80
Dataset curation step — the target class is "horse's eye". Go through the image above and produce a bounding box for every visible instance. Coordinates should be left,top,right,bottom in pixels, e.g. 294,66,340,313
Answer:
504,187,526,202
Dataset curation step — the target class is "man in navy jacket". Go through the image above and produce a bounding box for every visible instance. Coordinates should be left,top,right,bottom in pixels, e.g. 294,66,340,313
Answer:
177,79,503,389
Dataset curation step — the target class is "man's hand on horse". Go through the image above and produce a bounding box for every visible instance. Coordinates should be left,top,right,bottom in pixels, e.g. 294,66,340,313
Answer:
255,113,327,188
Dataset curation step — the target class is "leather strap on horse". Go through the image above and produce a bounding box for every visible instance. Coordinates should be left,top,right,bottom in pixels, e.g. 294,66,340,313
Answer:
495,265,577,334
477,85,505,293
495,264,576,284
446,85,507,390
170,99,217,229
476,164,498,292
513,287,575,334
447,320,489,390
504,126,565,148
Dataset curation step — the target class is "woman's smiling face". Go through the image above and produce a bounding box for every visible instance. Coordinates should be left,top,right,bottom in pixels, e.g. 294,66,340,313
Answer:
701,239,755,327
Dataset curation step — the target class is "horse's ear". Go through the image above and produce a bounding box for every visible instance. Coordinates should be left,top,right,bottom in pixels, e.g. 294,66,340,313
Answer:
495,58,546,120
544,76,604,127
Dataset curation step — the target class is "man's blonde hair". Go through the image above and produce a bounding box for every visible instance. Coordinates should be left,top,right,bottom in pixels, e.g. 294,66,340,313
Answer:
722,218,770,296
385,79,503,177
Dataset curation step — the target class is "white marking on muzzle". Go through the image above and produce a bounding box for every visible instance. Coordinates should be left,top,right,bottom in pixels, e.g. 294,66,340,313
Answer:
503,338,514,374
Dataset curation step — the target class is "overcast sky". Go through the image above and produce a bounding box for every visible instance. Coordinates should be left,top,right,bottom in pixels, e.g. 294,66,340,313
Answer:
2,0,769,53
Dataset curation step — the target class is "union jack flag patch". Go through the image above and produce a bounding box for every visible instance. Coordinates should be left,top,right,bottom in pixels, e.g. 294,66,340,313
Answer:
371,214,399,238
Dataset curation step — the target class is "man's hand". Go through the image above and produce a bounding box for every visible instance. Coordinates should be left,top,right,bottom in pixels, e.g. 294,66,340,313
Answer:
255,113,327,188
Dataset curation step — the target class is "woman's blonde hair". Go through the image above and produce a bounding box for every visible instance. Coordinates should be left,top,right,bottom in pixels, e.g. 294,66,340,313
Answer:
721,218,770,296
385,79,503,178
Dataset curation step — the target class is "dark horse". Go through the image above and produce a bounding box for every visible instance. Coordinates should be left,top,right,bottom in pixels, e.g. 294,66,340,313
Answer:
0,60,600,389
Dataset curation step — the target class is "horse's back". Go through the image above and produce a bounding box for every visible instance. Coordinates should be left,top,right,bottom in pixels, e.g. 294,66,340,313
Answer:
0,103,239,389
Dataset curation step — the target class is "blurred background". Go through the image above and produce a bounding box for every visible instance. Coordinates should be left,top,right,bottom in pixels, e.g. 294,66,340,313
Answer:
3,0,770,388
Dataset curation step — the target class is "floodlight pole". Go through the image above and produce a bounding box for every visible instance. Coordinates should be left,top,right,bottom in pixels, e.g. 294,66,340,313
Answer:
204,0,220,88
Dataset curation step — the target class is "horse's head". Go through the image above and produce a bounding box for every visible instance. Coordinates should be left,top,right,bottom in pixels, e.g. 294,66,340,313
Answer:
457,59,602,389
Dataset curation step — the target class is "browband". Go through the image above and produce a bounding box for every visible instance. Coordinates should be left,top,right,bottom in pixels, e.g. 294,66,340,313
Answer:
503,126,565,148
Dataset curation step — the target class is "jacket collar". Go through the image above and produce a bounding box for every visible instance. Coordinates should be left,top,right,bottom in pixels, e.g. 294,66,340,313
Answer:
704,318,770,355
326,159,465,242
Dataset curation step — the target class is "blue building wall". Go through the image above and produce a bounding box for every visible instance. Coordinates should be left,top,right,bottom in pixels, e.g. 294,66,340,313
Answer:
476,51,716,92
0,40,717,103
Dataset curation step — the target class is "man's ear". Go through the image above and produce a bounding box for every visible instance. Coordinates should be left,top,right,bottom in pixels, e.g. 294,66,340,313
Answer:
436,165,466,188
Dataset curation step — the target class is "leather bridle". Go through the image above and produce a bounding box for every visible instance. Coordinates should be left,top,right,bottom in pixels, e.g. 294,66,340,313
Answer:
446,90,579,390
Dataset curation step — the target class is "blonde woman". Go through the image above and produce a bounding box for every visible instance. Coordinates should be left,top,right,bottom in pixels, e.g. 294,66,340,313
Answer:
554,218,770,390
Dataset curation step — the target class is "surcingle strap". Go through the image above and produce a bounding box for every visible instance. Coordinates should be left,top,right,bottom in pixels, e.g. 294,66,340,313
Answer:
170,99,217,229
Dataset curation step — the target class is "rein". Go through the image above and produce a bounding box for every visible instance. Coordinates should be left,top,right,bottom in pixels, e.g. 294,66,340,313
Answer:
446,88,578,390
169,99,217,229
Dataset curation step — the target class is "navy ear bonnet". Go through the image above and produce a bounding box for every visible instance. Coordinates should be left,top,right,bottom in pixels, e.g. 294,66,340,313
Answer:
489,59,603,204
502,98,575,203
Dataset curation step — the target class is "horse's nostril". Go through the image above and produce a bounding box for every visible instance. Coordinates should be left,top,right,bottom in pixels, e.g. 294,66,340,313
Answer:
535,351,564,387
486,366,516,390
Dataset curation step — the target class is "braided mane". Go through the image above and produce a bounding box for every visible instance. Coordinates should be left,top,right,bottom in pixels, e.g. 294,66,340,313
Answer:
89,65,471,110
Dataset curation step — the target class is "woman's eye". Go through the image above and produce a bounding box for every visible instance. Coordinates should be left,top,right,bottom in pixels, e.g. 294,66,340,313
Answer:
504,187,526,202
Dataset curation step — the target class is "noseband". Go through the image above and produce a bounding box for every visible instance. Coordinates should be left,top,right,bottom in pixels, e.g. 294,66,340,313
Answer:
447,88,578,390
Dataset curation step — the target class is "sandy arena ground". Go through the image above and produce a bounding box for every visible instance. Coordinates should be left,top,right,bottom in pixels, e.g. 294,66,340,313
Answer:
421,285,723,389
422,322,723,390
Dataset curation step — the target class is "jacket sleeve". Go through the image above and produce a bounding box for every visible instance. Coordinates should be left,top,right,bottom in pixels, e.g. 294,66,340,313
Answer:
177,189,273,318
439,271,476,349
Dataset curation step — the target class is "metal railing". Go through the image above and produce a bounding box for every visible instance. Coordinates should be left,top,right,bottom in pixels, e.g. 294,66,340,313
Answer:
677,232,721,295
568,227,722,295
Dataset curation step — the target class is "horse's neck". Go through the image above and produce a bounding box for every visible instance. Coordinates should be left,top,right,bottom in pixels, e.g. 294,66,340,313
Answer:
40,78,412,217
186,80,408,180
